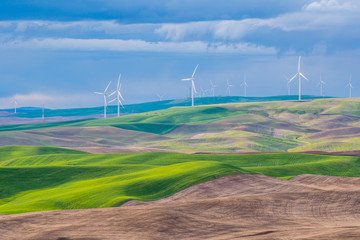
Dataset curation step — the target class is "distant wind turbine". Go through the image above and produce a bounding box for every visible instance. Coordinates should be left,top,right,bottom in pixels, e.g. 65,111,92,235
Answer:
226,80,233,96
109,74,124,117
288,56,309,101
200,87,208,97
156,93,166,101
42,104,45,122
94,80,112,118
346,74,353,98
181,64,198,107
11,97,18,113
240,75,248,97
210,80,217,97
318,73,326,97
283,75,291,95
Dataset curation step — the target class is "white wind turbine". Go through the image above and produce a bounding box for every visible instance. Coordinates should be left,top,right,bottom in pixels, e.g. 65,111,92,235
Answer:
181,64,198,107
11,97,18,113
240,75,248,97
94,80,112,118
157,93,166,101
109,74,124,117
318,73,326,97
226,80,233,96
210,80,217,97
289,56,309,101
346,74,353,98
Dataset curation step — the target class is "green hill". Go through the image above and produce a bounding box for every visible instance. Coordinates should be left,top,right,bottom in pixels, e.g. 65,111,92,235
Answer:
0,145,360,214
7,95,327,118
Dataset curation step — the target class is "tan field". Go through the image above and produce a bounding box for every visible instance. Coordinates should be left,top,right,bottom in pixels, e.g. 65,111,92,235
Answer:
2,174,360,240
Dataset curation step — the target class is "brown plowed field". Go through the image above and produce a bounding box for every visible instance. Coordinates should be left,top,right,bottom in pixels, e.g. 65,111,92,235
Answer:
1,174,360,239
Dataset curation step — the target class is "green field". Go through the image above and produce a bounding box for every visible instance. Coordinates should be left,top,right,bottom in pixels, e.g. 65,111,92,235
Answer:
1,145,360,214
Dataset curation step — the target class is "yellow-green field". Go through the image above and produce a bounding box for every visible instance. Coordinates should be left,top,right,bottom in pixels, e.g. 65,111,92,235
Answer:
1,145,360,214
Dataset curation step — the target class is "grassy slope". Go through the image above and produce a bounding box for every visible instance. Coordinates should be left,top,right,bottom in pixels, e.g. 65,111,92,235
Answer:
1,145,360,214
0,105,245,133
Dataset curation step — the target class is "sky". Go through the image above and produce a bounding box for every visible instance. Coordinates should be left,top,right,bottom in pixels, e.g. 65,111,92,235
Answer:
0,0,359,109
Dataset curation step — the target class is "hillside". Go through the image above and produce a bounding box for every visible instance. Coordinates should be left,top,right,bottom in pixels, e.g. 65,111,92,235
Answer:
2,174,360,239
0,145,360,214
0,98,359,153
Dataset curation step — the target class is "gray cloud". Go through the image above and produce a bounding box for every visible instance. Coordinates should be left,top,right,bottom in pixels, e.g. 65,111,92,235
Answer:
0,37,276,55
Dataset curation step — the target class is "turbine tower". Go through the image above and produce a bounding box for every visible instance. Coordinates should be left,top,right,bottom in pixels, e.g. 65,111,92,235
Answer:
94,80,112,118
157,93,166,101
11,97,18,113
210,80,217,97
226,80,233,96
289,56,309,101
346,74,353,98
109,74,124,117
181,64,198,107
240,75,248,97
318,73,326,97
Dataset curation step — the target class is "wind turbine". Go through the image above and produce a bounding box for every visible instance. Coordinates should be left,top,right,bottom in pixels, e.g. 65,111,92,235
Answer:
94,80,112,118
318,73,326,97
109,74,124,117
226,80,233,96
240,75,248,97
42,104,45,122
157,93,166,101
200,87,208,97
283,75,291,95
181,64,198,107
346,74,353,98
289,56,309,101
210,80,217,97
11,97,18,113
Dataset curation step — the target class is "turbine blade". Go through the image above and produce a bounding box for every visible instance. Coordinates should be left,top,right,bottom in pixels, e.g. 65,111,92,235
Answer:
192,64,199,78
118,91,125,100
288,73,298,83
109,91,116,97
94,92,103,95
192,81,197,94
119,100,125,109
117,74,121,89
181,78,192,81
105,81,112,92
299,72,309,81
298,56,301,72
109,98,116,103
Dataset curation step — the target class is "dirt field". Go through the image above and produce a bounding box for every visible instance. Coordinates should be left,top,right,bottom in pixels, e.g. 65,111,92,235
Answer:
1,174,360,240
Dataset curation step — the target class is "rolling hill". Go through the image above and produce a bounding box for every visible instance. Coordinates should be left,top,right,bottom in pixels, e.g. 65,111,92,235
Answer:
0,97,359,153
3,95,327,119
1,145,360,214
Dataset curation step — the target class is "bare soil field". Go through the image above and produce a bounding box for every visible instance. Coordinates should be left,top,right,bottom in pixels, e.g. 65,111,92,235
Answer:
1,174,360,240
